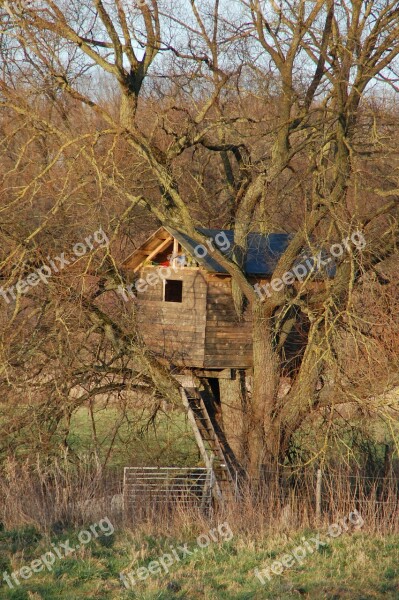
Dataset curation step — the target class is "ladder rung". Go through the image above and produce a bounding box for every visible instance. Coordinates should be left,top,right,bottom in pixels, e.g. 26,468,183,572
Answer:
182,386,235,492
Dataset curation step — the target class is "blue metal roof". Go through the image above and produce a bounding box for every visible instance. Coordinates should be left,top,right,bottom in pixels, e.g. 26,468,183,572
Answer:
166,228,292,275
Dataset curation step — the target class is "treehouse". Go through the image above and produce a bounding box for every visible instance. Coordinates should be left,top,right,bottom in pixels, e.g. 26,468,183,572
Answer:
121,226,330,491
121,226,291,374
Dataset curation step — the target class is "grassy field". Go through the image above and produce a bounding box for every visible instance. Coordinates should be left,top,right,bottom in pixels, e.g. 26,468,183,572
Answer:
1,523,399,600
67,405,199,469
2,403,399,599
0,399,199,469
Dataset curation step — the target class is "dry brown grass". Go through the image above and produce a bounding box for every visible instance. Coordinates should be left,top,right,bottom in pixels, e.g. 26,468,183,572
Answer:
1,458,399,537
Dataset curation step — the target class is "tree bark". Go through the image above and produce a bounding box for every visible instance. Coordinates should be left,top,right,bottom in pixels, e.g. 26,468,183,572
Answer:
250,300,280,475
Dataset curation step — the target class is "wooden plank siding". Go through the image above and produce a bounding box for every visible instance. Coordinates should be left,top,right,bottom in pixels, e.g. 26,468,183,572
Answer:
126,264,257,369
203,275,253,369
121,229,329,370
136,267,207,367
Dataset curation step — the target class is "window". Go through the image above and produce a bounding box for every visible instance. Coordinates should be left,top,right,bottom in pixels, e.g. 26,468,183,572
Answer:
164,279,183,303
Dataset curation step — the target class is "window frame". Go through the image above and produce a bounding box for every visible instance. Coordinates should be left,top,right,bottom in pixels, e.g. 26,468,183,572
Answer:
163,278,183,303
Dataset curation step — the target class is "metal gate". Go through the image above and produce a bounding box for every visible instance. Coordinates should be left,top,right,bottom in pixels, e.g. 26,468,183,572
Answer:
123,466,214,515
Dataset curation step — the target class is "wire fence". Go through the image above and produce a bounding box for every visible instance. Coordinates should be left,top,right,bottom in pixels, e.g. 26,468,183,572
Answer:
235,466,399,517
2,460,399,530
119,463,399,528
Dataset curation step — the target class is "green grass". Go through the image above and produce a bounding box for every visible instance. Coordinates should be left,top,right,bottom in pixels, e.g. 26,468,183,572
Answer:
67,405,199,468
0,401,199,469
68,407,198,467
1,524,399,599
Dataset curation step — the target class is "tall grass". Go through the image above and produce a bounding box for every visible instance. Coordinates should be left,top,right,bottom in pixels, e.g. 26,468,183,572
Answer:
1,457,399,536
0,456,122,531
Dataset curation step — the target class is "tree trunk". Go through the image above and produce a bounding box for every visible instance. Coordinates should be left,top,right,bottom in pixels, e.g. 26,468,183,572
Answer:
250,300,280,475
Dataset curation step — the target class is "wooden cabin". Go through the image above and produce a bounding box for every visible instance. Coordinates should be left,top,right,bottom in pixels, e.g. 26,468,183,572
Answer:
121,227,335,488
121,227,291,373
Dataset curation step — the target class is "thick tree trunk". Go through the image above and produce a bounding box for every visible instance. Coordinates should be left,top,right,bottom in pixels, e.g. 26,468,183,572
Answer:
216,301,283,477
250,300,281,475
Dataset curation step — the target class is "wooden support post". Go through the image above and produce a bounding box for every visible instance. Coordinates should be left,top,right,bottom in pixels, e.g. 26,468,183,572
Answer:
173,238,179,258
122,466,127,523
315,468,322,522
201,455,214,513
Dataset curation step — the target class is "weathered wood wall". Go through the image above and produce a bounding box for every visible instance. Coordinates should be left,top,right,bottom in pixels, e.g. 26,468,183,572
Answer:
203,274,252,369
133,267,260,369
136,267,207,367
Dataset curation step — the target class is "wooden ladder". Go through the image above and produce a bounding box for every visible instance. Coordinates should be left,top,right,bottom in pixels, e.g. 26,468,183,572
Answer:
181,387,236,501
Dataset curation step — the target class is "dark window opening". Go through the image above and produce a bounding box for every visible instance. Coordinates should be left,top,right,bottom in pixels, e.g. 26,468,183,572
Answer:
164,279,183,303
